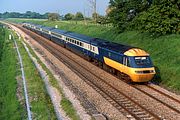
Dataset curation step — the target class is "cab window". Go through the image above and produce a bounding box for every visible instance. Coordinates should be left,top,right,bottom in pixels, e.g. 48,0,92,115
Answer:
134,57,151,66
129,56,153,68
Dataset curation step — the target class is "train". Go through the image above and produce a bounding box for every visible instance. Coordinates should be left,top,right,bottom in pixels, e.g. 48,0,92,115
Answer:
22,22,156,82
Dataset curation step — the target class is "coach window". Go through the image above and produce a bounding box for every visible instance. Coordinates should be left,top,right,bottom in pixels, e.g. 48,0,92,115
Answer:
80,42,83,47
77,41,79,45
90,46,92,50
58,35,62,38
93,47,95,51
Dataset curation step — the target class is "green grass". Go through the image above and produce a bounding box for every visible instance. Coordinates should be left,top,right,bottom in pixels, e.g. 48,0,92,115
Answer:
6,18,180,91
12,32,57,119
60,97,80,120
0,20,80,119
0,26,26,119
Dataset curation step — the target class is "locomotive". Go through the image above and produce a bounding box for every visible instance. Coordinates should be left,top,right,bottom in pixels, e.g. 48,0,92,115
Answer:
23,23,156,82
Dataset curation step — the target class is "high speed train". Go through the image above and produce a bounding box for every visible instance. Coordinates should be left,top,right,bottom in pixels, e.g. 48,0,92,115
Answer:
23,23,156,82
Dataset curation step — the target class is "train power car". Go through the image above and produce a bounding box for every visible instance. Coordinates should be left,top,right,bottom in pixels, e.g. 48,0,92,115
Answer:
22,23,156,82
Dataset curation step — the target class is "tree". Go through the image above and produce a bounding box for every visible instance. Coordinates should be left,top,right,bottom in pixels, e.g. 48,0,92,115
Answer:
92,12,99,22
75,12,84,20
48,13,60,21
96,15,109,24
0,11,49,19
108,0,151,32
64,13,74,20
42,13,49,19
135,0,180,34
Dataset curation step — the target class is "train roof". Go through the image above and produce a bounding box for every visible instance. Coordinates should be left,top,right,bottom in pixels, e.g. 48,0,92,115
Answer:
34,24,43,28
26,22,36,26
51,29,68,35
23,23,140,55
41,26,55,31
65,32,93,43
94,38,134,54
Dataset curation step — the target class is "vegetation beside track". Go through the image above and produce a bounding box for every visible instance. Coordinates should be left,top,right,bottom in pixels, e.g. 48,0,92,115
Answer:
17,29,81,120
7,19,180,92
11,31,58,119
0,25,26,119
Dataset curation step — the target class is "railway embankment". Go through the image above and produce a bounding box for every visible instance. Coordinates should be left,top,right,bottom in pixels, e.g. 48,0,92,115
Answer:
0,23,60,119
8,23,90,120
8,18,180,93
12,29,58,120
0,24,26,119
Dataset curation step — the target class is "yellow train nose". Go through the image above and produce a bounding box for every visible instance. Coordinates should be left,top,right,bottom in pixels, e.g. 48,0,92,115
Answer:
131,74,155,82
129,68,156,82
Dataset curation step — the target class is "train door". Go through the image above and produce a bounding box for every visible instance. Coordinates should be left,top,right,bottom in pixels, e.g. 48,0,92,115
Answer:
123,56,128,73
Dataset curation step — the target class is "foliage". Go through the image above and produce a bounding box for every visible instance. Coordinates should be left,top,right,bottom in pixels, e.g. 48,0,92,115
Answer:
48,13,60,21
92,12,99,22
64,13,74,20
134,0,180,34
0,11,48,19
74,12,84,20
0,25,5,60
108,0,180,35
108,0,150,32
96,15,109,24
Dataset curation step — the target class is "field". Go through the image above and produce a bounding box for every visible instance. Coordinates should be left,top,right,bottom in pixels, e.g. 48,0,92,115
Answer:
7,18,180,92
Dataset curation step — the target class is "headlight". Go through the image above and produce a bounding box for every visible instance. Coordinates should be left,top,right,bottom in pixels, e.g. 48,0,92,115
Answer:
135,71,143,74
135,70,154,74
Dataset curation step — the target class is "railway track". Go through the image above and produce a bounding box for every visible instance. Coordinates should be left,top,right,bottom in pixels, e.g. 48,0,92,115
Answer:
15,25,163,120
132,84,180,114
147,84,180,104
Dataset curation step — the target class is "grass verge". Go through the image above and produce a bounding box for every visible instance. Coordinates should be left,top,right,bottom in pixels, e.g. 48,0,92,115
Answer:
12,31,57,120
0,26,26,119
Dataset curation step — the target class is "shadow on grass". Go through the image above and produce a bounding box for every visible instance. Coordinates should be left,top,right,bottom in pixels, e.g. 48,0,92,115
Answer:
151,66,162,85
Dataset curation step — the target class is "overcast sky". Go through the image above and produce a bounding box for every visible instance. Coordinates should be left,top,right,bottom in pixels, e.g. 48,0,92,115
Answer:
0,0,109,16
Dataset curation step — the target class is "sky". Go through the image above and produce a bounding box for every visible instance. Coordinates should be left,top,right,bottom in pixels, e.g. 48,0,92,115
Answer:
0,0,109,16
